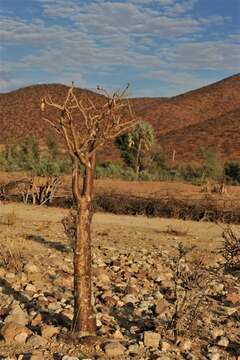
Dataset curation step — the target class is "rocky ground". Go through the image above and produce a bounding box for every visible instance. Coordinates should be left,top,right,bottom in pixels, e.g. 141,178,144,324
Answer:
0,203,239,359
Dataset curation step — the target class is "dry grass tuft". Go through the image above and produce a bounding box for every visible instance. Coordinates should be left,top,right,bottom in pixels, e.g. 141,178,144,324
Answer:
0,239,24,272
0,209,17,226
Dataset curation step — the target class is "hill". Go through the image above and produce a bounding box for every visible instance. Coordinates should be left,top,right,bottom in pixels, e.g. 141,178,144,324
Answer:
0,74,239,163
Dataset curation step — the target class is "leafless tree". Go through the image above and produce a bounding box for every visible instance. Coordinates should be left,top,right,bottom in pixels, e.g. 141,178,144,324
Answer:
41,83,136,337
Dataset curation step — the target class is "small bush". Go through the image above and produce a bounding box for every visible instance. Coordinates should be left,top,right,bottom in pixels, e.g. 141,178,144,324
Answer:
168,243,210,342
220,227,240,270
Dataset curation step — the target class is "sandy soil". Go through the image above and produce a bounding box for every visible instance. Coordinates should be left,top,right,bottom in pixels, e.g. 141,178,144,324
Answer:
1,202,238,255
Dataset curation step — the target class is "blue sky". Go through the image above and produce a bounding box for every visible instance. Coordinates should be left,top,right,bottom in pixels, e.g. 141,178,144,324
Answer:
0,0,239,96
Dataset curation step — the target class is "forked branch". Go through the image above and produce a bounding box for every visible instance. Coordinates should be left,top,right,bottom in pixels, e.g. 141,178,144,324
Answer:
41,83,137,166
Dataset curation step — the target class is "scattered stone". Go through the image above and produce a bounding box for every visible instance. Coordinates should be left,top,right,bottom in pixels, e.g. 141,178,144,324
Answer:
128,343,139,355
41,324,59,338
31,313,42,326
180,339,192,351
14,331,28,344
113,329,124,340
24,262,39,273
4,304,28,326
104,342,126,357
0,321,31,344
161,341,171,351
25,283,37,293
26,334,47,347
212,328,224,339
217,336,229,348
144,331,160,349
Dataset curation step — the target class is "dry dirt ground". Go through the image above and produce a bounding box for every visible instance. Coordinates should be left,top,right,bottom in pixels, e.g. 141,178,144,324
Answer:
1,171,240,199
0,203,239,359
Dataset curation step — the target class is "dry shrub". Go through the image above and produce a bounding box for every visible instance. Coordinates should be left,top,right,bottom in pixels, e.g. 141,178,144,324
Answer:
220,227,240,270
0,240,24,272
0,209,17,226
168,243,210,343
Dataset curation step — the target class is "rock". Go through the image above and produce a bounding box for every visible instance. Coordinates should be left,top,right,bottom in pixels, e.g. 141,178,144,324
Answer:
156,299,169,315
180,339,192,351
217,336,229,348
209,354,220,360
208,346,221,360
161,341,171,351
104,342,126,357
226,292,240,305
4,304,28,326
98,273,111,284
41,324,59,338
0,321,31,344
27,334,47,347
128,343,139,354
31,313,42,326
61,309,73,321
25,283,37,293
5,273,15,280
113,329,124,340
144,331,160,349
122,294,138,304
24,262,39,273
14,331,28,344
212,328,224,339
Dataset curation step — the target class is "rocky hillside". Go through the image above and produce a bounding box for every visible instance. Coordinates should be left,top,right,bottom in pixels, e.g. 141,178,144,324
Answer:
0,203,239,359
0,74,239,162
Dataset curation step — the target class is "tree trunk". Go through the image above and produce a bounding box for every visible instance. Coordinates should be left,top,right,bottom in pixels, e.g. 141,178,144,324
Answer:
135,138,143,179
72,155,97,336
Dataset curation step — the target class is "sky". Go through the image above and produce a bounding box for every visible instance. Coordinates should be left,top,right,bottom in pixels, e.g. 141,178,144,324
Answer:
0,0,239,97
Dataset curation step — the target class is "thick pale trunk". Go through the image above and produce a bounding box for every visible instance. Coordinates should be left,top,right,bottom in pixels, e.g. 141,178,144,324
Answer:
72,155,97,336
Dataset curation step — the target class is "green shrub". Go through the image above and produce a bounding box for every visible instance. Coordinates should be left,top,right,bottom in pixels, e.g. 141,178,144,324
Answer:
201,147,223,180
116,121,155,175
47,133,59,160
224,161,240,185
95,162,124,179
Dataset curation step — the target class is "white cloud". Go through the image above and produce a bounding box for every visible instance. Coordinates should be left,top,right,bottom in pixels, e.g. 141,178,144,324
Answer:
0,0,237,95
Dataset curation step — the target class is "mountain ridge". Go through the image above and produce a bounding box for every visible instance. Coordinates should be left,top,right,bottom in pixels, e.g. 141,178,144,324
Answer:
0,74,239,163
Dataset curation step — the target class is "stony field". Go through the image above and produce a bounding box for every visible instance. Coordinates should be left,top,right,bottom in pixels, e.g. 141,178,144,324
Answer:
0,203,239,359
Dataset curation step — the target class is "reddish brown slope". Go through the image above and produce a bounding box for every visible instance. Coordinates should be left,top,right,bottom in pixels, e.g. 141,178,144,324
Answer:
159,108,240,162
133,74,240,135
0,74,239,162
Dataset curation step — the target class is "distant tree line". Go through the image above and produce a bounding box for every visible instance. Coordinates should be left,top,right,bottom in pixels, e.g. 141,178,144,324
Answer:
0,126,239,185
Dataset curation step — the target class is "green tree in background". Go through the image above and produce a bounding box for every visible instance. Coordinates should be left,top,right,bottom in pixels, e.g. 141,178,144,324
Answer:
116,121,155,178
201,147,223,181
